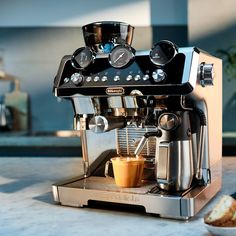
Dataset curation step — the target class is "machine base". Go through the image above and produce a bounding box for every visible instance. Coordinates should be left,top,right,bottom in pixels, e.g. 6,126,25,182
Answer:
52,175,221,220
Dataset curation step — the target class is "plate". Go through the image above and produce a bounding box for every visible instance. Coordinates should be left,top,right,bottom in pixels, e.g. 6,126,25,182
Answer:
204,222,236,236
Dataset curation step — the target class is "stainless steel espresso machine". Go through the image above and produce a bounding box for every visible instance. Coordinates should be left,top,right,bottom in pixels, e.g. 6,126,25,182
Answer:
52,21,222,219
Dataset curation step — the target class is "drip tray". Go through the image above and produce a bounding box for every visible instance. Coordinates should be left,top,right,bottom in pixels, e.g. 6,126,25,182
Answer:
62,176,187,197
64,176,157,195
53,175,221,219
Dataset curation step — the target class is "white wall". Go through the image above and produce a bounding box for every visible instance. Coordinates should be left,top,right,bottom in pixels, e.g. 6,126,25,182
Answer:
189,0,236,42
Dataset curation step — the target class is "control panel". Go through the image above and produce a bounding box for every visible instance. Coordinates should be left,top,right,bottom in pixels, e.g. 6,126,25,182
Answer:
53,41,193,97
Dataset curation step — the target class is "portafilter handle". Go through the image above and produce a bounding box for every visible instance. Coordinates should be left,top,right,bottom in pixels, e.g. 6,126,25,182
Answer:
89,115,126,133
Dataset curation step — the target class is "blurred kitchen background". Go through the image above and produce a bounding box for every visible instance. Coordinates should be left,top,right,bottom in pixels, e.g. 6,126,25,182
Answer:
0,0,235,156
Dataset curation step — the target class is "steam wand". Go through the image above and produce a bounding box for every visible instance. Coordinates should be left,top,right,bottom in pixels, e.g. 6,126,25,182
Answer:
194,108,207,182
134,130,162,157
79,115,90,178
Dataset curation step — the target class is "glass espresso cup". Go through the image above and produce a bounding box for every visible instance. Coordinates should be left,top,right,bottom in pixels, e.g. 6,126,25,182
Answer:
105,157,144,187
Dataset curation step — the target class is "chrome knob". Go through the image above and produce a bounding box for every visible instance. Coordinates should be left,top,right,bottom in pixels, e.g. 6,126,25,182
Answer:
86,76,92,82
199,63,214,87
63,77,70,83
94,76,100,82
114,75,120,82
126,75,133,81
71,73,83,85
134,75,141,81
143,74,149,81
89,116,108,133
101,76,108,82
152,69,166,83
158,113,180,131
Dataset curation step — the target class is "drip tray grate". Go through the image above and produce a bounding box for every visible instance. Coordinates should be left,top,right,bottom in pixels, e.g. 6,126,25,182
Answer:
64,176,157,194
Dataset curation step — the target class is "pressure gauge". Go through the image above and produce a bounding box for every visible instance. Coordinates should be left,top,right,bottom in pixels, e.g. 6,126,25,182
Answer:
108,45,135,68
149,40,178,66
71,47,95,69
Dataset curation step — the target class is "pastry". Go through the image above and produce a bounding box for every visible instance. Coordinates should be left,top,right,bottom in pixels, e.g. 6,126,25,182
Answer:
204,195,236,227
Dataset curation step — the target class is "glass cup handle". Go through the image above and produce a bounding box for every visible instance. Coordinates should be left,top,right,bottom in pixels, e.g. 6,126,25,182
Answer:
104,160,112,178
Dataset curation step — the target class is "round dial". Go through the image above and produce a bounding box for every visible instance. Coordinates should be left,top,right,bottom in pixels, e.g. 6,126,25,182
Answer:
71,47,94,69
108,45,134,68
149,40,178,66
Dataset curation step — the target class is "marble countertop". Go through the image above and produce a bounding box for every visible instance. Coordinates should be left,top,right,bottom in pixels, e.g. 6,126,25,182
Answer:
0,157,235,236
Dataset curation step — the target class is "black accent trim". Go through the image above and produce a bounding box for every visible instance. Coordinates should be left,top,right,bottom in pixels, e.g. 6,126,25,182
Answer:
53,51,190,97
54,82,193,97
223,145,236,156
87,200,146,213
0,146,82,157
144,130,162,138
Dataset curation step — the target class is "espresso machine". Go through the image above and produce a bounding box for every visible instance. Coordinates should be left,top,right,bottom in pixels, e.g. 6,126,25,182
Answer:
52,21,222,219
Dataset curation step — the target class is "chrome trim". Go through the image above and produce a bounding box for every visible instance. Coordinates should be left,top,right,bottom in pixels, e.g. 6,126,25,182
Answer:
196,125,206,180
52,185,60,203
156,140,194,191
72,97,95,114
80,115,89,177
52,160,221,219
